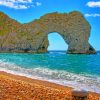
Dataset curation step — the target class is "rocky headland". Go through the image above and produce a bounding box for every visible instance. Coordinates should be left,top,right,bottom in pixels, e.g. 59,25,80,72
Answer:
0,11,96,54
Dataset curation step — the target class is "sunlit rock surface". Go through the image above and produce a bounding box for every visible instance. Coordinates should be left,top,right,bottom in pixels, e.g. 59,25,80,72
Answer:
0,11,96,54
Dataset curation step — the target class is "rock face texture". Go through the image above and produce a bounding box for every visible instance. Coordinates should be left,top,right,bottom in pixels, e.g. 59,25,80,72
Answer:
0,11,96,54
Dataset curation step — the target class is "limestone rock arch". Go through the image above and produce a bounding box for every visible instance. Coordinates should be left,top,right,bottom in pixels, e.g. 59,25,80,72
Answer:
0,11,96,54
25,11,95,54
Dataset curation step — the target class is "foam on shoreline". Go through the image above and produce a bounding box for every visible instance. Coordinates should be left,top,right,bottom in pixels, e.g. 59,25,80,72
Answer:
0,60,100,93
0,71,100,100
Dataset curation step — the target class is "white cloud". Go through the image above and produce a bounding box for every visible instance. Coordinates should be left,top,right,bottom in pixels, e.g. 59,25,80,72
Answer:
85,14,100,17
0,0,42,9
17,5,28,9
35,2,42,6
87,1,100,8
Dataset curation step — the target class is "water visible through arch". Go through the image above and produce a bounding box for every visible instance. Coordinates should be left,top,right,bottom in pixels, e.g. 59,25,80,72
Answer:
47,32,68,51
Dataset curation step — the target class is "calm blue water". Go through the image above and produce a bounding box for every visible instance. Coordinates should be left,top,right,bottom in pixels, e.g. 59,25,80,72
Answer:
0,51,100,93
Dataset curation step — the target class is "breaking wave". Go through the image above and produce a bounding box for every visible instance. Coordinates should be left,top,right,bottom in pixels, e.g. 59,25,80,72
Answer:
0,60,100,93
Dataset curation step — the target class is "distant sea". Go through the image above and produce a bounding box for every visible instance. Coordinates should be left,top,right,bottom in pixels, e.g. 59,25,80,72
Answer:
0,51,100,93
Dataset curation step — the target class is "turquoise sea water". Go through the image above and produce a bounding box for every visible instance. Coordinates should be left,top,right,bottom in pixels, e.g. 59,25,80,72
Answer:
0,51,100,93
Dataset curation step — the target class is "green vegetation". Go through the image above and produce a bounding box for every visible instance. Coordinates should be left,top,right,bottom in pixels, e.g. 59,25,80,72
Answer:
0,12,20,36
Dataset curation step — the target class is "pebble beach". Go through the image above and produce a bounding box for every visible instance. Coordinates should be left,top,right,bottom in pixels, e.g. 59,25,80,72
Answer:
0,71,100,100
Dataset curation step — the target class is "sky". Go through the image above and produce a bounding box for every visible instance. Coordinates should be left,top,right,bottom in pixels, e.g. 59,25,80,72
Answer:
0,0,100,51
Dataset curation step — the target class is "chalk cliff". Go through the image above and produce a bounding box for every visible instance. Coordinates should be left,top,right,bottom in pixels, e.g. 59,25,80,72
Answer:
0,11,96,54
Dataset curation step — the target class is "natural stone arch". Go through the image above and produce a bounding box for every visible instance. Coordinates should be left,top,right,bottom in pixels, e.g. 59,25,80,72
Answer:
0,11,96,54
27,11,95,54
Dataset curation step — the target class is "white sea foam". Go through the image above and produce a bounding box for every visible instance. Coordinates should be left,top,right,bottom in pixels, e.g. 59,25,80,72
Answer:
0,60,100,93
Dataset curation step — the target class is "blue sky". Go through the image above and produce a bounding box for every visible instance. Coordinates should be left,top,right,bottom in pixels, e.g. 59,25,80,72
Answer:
0,0,100,51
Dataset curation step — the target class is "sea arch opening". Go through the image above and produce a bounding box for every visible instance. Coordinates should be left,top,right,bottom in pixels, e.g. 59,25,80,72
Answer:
47,32,68,52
